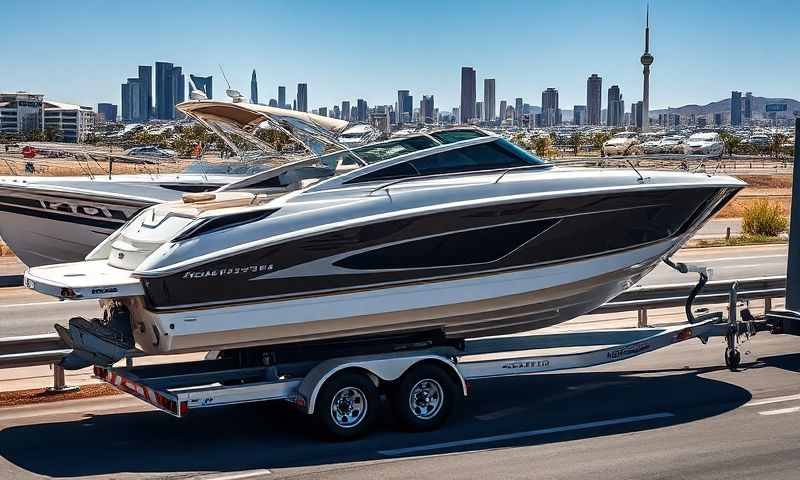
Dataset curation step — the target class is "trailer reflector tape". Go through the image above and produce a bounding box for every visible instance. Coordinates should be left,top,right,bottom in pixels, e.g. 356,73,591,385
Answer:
378,412,675,456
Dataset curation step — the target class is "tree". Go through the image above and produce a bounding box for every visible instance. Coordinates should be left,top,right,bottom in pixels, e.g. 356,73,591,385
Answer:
531,135,557,159
770,133,789,159
591,132,612,153
568,132,584,155
719,131,741,158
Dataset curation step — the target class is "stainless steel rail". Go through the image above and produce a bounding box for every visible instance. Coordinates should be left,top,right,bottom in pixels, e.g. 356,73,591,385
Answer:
0,276,789,391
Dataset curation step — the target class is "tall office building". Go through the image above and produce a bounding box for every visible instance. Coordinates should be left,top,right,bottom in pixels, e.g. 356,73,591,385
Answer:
573,105,587,125
333,105,340,119
397,90,412,124
296,83,307,112
541,88,560,126
460,67,476,124
421,95,435,123
155,62,175,120
278,86,286,108
744,92,752,122
483,78,496,122
97,103,117,123
356,99,368,122
137,66,152,121
514,98,523,126
640,5,654,131
341,100,351,121
189,74,213,99
172,66,185,116
318,107,327,117
498,100,507,122
634,100,644,128
251,70,259,104
607,85,624,127
586,74,602,125
731,91,742,126
475,102,483,123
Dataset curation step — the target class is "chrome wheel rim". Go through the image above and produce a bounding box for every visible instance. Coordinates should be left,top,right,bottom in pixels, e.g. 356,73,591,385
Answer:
408,379,443,420
330,386,367,428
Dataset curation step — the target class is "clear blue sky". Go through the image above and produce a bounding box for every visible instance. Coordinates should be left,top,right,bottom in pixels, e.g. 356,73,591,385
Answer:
2,0,798,111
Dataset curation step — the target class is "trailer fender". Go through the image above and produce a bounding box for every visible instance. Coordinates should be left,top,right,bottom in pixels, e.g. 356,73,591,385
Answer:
299,354,466,415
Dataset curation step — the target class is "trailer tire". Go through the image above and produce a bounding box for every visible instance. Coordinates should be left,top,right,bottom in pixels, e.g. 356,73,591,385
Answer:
392,363,458,432
314,371,379,440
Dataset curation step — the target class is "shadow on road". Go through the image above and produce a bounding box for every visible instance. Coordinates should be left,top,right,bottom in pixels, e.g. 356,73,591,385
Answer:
0,364,758,478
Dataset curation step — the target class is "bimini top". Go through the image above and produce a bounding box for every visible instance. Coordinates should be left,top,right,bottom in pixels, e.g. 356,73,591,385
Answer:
177,100,350,134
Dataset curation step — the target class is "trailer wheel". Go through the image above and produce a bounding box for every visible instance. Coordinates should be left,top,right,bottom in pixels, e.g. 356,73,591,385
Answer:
392,363,459,431
315,371,378,440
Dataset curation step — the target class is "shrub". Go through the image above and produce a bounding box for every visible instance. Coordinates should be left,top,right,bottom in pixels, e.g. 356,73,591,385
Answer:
741,198,788,237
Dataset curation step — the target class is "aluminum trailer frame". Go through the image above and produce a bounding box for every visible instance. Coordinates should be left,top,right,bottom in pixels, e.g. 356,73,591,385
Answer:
93,315,732,418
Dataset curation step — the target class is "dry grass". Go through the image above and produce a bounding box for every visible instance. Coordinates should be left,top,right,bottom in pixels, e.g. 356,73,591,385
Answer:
0,158,185,177
737,174,792,189
0,383,120,408
0,243,13,257
687,235,787,249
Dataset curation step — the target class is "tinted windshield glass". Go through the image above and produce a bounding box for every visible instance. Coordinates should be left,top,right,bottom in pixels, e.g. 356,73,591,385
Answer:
351,136,437,164
430,129,487,144
347,138,546,183
182,162,269,175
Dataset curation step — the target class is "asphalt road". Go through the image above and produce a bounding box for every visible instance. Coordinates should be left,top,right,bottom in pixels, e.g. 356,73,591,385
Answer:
0,244,789,338
0,333,799,479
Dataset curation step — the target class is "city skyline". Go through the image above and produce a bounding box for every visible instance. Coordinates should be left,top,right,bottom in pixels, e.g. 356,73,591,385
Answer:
2,1,799,112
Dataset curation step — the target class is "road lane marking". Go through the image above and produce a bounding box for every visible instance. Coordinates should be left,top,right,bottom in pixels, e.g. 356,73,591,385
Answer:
746,393,800,407
378,412,675,456
758,406,800,416
673,254,786,263
195,470,272,479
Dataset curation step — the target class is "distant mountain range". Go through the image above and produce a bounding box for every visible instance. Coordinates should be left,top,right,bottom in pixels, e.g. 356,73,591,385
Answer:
649,96,800,118
532,96,798,123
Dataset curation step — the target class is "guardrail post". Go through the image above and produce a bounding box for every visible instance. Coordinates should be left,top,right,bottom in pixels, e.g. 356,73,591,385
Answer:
47,364,79,394
637,308,648,328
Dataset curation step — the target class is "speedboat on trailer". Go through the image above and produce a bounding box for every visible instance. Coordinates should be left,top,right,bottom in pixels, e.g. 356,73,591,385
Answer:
24,99,746,369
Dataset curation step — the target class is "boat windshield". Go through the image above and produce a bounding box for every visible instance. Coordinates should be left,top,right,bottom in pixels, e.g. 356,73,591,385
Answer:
181,162,270,176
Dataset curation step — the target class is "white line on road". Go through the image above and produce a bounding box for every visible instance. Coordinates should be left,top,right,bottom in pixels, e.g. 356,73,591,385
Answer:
195,470,272,480
378,412,675,456
758,406,800,416
746,393,800,407
674,254,786,263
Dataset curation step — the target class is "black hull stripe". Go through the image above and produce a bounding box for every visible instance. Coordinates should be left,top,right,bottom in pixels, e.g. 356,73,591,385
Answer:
0,202,126,230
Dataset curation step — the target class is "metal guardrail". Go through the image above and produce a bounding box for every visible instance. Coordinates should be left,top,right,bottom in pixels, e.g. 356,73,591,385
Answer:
0,276,789,391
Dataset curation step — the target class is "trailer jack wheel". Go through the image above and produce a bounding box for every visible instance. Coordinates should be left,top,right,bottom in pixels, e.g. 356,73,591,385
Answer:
725,347,741,371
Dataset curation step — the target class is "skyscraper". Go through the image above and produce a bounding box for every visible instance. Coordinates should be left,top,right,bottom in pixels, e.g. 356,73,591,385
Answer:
607,85,624,127
635,100,644,128
189,74,213,99
731,91,742,126
744,92,752,121
356,99,368,122
251,70,259,104
341,100,351,121
172,66,185,116
137,65,152,121
498,100,507,122
460,67,476,124
155,62,175,120
514,98,523,126
573,105,587,125
640,5,654,131
397,90,412,124
483,78,495,123
421,95,435,123
475,102,483,123
278,86,286,108
586,74,602,125
541,88,560,126
296,83,307,112
318,107,327,117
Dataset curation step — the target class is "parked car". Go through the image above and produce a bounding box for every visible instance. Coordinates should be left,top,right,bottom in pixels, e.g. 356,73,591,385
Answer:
124,145,177,159
602,132,639,156
684,132,723,157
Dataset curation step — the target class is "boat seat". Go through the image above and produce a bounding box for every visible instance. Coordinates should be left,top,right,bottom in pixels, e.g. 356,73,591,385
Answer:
181,191,257,212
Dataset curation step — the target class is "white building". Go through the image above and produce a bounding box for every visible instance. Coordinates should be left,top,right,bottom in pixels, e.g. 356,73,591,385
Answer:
0,92,44,136
43,101,95,143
